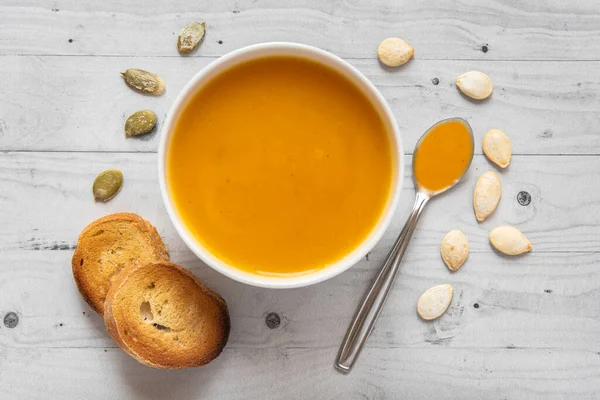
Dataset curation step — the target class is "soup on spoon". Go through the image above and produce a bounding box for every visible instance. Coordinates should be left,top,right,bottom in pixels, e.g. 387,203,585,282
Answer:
413,119,473,192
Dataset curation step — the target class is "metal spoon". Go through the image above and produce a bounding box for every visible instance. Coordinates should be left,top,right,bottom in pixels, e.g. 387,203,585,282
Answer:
334,117,474,373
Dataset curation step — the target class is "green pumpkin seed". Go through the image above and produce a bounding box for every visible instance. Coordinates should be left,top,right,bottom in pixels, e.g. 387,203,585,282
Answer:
125,110,157,137
121,69,166,95
93,169,123,202
178,22,206,53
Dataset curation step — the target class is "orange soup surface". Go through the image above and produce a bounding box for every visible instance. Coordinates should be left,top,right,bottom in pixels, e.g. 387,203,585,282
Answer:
413,120,473,192
167,56,394,277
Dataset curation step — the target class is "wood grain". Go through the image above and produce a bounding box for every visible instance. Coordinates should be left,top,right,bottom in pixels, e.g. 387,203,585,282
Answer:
2,1,600,60
1,56,599,153
2,347,600,399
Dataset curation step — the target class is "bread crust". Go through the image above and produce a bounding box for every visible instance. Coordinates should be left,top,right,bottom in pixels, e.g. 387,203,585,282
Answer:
72,213,169,314
104,261,230,369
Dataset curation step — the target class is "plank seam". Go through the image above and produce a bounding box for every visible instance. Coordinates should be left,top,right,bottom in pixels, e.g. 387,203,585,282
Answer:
3,151,600,157
3,54,600,62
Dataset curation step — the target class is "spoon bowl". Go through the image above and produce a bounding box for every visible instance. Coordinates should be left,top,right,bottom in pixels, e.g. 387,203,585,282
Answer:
413,117,474,196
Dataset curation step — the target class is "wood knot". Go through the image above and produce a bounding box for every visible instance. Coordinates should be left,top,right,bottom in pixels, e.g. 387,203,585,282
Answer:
265,312,281,329
4,312,19,328
517,191,531,206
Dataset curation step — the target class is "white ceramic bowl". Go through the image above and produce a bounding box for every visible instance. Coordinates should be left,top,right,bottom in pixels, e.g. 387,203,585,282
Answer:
159,42,404,289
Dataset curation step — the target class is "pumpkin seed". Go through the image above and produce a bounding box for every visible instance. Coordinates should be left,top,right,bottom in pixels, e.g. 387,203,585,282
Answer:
417,284,453,321
377,37,414,67
125,110,157,137
456,71,493,100
474,171,502,221
489,226,532,255
93,168,123,202
440,230,469,271
483,129,512,168
178,22,206,53
121,69,166,95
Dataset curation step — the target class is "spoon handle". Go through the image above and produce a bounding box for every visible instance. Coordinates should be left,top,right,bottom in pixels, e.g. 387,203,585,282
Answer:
334,191,429,373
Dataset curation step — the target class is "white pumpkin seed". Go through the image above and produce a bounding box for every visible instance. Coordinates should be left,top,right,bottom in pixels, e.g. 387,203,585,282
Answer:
121,69,166,95
417,284,453,321
456,71,493,100
178,22,206,53
489,226,532,255
483,129,512,168
440,230,469,271
474,171,502,221
377,38,414,67
93,168,123,202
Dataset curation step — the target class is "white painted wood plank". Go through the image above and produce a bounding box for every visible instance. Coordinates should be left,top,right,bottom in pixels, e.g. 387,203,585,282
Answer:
2,250,600,352
0,152,597,254
1,347,600,399
2,1,600,60
0,152,598,352
1,56,598,154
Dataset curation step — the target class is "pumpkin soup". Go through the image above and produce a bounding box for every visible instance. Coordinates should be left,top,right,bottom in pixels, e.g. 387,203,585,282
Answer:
413,120,473,192
167,56,393,276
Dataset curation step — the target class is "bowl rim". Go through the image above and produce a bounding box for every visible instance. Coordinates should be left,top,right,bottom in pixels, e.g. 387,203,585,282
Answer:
158,42,404,288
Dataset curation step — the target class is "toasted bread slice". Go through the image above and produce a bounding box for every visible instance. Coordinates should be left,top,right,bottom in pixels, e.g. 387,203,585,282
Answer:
72,213,169,314
104,262,230,369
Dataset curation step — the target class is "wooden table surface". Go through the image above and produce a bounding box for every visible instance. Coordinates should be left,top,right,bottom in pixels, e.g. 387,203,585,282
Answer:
2,1,600,399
